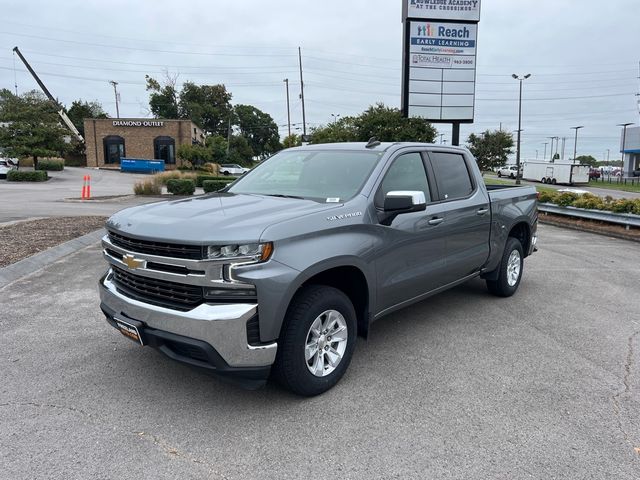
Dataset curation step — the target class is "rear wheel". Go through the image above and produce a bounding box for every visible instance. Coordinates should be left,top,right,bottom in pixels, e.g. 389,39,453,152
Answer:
498,172,502,177
273,285,357,396
551,178,557,185
486,237,524,297
541,177,546,184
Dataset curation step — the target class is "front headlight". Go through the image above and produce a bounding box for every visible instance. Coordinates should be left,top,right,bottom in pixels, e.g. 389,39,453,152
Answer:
207,242,273,262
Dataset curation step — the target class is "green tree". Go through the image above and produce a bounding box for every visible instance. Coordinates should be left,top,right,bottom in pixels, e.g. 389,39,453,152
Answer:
177,135,229,166
67,100,109,155
67,100,108,137
234,104,281,158
0,89,71,167
145,74,179,119
227,135,254,166
310,103,436,144
282,134,302,148
179,82,233,136
466,130,514,171
574,155,598,167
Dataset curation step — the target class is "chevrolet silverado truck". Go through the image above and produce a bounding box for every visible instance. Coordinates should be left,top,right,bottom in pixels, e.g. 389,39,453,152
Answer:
99,141,538,396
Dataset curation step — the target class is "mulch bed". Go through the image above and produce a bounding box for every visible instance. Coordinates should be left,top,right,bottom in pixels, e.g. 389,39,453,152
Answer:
0,216,107,268
539,212,640,242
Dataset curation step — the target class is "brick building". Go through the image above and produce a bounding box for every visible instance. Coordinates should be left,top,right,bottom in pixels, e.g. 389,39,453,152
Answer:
83,118,205,169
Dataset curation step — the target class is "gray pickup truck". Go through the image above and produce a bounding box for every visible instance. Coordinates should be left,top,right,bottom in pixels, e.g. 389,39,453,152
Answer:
99,142,537,396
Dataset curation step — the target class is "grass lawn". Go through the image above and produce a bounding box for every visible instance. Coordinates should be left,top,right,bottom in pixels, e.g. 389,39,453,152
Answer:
586,179,640,193
483,177,555,193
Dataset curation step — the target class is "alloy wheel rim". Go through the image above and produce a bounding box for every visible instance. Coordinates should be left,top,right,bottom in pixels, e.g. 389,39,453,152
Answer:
507,250,521,287
305,310,348,377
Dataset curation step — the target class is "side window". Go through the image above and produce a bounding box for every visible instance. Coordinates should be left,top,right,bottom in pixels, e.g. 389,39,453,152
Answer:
428,152,474,200
376,152,430,207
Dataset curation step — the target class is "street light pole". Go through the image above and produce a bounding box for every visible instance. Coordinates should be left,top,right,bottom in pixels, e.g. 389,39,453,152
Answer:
543,142,548,161
330,113,340,124
617,122,634,176
512,73,531,185
109,80,120,118
438,133,445,144
570,126,584,163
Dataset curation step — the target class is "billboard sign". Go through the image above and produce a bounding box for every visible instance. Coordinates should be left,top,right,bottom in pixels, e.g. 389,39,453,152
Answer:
404,20,477,121
403,0,481,22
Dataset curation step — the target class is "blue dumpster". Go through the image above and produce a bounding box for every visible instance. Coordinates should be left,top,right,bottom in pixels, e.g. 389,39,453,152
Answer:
120,158,165,174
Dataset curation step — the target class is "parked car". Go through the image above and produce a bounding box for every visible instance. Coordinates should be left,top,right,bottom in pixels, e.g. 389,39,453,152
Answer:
0,158,17,178
588,168,601,179
220,164,250,176
99,142,538,396
497,165,521,178
632,169,640,177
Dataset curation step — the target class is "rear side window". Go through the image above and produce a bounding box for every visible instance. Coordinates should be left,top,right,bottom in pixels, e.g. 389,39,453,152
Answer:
428,152,474,201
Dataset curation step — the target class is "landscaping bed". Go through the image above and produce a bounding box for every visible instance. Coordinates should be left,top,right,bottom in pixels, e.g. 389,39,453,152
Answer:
0,216,107,267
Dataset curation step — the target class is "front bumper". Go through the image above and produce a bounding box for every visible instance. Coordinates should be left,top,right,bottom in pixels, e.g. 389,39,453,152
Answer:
99,271,277,371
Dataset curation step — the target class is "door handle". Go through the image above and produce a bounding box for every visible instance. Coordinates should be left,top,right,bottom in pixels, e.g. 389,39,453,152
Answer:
428,217,444,226
476,208,489,216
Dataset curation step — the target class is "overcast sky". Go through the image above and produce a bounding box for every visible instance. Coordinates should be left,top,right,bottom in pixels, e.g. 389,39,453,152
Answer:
1,0,638,161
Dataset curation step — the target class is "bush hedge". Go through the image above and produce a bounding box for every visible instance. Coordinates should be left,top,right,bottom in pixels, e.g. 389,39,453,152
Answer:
166,178,195,196
195,175,235,187
540,191,640,215
36,159,64,171
202,180,231,193
133,179,162,195
7,170,48,182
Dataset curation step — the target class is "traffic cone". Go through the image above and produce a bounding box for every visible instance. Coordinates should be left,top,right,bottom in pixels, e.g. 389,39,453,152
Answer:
86,175,91,199
81,175,87,199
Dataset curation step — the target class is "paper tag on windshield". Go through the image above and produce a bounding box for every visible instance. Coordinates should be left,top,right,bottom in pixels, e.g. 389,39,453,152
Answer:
326,198,340,203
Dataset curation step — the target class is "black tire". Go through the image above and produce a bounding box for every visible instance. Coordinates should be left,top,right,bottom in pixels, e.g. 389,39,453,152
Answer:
486,237,524,297
273,285,357,396
510,173,515,179
222,171,230,176
497,172,502,177
551,178,557,185
541,177,545,184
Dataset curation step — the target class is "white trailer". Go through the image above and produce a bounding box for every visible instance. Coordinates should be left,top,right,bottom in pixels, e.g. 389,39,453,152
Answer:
522,161,590,185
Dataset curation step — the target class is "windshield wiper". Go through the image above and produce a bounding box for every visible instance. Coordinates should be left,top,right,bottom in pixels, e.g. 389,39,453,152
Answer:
264,194,306,200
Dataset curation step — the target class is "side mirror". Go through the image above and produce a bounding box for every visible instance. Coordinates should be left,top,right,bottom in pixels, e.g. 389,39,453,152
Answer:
379,191,427,226
384,191,427,212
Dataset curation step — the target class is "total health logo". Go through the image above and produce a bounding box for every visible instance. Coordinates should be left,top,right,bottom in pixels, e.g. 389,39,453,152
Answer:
416,24,434,36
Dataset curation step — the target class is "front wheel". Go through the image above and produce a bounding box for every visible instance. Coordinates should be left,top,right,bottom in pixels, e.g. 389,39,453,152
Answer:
273,285,357,396
498,172,502,177
486,237,524,297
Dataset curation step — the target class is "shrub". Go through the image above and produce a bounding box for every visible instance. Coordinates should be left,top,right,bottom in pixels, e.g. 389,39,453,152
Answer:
537,190,558,204
36,159,64,171
609,199,636,214
7,170,48,182
153,171,197,186
196,174,235,187
631,199,640,215
202,180,232,193
133,179,162,195
571,193,605,210
555,192,579,207
167,178,195,195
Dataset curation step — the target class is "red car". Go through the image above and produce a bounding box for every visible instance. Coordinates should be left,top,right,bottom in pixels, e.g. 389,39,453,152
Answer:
588,168,601,179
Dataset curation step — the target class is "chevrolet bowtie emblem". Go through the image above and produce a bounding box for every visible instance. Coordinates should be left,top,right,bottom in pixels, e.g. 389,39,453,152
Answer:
123,254,145,270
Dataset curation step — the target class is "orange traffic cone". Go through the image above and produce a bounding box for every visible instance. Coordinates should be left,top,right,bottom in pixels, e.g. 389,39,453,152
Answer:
86,175,91,199
81,175,87,199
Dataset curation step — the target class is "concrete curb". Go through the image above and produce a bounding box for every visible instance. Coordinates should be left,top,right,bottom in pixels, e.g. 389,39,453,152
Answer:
0,228,105,289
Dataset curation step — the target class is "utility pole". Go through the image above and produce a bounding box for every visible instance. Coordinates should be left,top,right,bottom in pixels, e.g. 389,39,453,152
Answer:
438,133,445,144
561,137,566,161
536,149,539,160
109,80,120,119
283,78,291,137
543,142,548,161
570,126,584,164
512,73,531,185
298,47,307,138
226,117,232,155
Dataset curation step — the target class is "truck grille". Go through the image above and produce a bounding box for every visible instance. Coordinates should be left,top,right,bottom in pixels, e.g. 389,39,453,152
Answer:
112,267,203,311
108,231,205,260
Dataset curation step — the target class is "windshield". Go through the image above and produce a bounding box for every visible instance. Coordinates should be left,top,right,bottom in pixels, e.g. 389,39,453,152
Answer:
227,149,383,202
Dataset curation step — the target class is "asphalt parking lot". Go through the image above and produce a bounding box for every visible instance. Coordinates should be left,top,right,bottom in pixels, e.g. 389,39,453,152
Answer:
0,167,157,222
1,224,639,479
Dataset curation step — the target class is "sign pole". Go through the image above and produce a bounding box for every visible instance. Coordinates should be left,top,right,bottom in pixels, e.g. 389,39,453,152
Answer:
452,123,460,146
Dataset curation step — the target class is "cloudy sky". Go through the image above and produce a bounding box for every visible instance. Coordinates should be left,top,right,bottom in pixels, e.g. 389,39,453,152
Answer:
1,0,638,161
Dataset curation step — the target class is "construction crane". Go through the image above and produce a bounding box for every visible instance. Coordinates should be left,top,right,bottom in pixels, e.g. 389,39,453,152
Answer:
12,46,84,143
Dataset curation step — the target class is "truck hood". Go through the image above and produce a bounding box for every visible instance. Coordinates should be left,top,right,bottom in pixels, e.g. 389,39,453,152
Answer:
106,193,341,243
